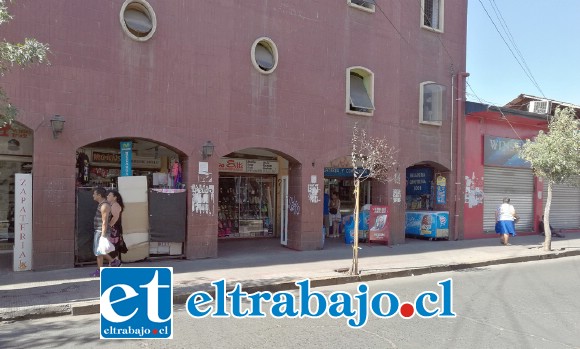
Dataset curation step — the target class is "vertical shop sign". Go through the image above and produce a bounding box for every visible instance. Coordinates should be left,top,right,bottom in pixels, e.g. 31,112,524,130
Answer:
436,175,447,204
369,205,389,243
120,141,132,176
14,174,32,271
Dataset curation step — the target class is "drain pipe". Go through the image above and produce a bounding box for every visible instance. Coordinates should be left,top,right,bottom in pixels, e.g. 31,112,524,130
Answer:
453,72,470,241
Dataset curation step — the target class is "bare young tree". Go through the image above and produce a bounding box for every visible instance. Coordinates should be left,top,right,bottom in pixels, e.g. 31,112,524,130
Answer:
350,123,398,275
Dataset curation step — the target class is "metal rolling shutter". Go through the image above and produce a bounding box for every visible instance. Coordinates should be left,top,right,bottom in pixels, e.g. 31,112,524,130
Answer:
542,177,580,230
483,167,534,232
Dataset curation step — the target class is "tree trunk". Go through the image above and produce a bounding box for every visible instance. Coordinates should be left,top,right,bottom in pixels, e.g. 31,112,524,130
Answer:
543,181,553,251
351,178,361,275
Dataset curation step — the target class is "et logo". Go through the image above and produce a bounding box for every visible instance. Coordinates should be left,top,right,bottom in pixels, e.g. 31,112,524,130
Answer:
100,267,173,339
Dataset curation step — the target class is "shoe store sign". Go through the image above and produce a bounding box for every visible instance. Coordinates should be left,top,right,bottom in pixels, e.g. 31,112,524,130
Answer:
218,158,278,174
14,174,32,271
100,268,456,339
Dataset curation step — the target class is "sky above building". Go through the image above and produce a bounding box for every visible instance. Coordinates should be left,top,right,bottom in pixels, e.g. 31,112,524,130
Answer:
466,0,580,107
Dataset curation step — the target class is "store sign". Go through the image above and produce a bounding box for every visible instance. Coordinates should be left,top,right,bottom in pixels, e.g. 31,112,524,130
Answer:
436,176,447,204
324,168,370,178
406,168,432,195
91,151,161,169
0,123,33,156
218,158,278,174
483,135,530,168
14,174,32,271
368,205,389,243
120,141,132,176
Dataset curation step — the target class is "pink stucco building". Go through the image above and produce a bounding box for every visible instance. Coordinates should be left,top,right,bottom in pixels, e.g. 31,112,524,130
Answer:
0,0,468,270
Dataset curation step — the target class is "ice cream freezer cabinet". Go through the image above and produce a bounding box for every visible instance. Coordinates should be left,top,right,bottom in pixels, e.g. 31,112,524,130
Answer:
405,211,449,239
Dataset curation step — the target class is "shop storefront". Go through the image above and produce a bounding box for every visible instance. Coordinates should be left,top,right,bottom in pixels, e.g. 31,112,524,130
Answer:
218,158,278,239
323,167,371,217
74,139,187,265
542,177,580,231
405,166,450,239
481,136,534,232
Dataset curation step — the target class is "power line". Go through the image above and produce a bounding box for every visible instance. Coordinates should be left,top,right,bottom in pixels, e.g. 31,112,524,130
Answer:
373,2,411,46
477,0,546,98
488,0,540,98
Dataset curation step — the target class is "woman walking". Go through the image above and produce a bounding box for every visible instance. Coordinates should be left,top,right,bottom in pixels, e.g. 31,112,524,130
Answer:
495,197,517,245
107,189,127,262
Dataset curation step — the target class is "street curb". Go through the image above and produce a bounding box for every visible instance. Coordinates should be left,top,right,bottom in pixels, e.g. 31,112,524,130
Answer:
4,248,580,322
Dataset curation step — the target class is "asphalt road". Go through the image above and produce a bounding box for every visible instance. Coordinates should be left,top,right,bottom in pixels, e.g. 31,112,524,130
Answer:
1,256,579,349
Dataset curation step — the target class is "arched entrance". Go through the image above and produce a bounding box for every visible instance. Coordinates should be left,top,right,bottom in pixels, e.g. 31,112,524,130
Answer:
0,122,33,271
216,148,294,251
74,138,187,265
404,161,451,240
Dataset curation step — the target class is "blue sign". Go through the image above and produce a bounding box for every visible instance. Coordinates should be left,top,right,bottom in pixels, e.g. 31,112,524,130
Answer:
406,168,433,195
324,167,370,178
120,141,132,176
483,136,530,168
100,267,173,339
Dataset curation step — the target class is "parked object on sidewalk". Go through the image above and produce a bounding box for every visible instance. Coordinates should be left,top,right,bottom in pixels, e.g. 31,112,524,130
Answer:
538,215,565,238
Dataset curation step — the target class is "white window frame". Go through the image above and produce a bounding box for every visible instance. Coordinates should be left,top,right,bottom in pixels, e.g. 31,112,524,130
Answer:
420,0,444,33
419,81,445,126
346,67,375,116
119,0,157,42
251,37,279,75
347,0,376,13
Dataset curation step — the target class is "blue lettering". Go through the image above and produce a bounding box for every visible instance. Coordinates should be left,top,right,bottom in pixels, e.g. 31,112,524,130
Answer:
438,278,456,317
271,292,299,318
328,292,356,318
347,283,369,329
297,279,327,318
415,292,438,318
247,291,273,317
370,291,399,318
186,292,213,317
227,283,249,317
212,279,229,317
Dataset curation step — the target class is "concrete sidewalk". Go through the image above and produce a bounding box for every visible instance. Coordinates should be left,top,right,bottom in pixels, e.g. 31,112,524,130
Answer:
1,233,580,321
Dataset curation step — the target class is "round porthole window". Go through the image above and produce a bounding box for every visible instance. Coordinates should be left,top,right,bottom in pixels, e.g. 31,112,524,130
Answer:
120,0,156,41
251,37,278,74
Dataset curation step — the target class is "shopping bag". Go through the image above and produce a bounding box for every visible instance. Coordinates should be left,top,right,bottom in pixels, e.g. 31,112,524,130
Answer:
97,236,115,255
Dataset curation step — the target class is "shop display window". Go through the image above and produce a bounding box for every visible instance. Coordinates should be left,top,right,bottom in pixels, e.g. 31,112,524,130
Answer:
218,176,275,238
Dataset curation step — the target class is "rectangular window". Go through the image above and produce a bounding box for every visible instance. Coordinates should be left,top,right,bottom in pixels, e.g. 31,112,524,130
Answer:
420,82,445,125
348,70,375,115
348,0,375,13
422,0,444,32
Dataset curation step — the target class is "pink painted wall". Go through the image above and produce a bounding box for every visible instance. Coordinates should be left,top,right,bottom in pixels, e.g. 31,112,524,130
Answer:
1,0,467,269
463,109,548,239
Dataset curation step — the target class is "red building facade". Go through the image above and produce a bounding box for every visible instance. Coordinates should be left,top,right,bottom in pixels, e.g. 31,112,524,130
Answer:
1,0,467,269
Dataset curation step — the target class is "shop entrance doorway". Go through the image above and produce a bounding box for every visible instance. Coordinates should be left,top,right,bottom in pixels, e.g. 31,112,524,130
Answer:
74,138,187,265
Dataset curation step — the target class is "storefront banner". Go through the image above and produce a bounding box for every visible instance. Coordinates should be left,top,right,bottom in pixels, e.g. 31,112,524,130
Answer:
324,168,370,178
246,159,279,174
369,205,389,243
14,173,32,271
483,135,530,168
0,123,33,156
436,176,447,204
405,211,449,238
91,151,160,169
406,168,433,195
219,158,278,174
120,141,132,176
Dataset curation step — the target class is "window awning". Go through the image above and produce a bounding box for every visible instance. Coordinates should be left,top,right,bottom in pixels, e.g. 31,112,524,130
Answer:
350,74,374,110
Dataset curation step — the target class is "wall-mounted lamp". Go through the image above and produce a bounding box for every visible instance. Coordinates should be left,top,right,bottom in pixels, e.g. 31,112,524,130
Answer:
50,115,65,139
202,140,215,160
